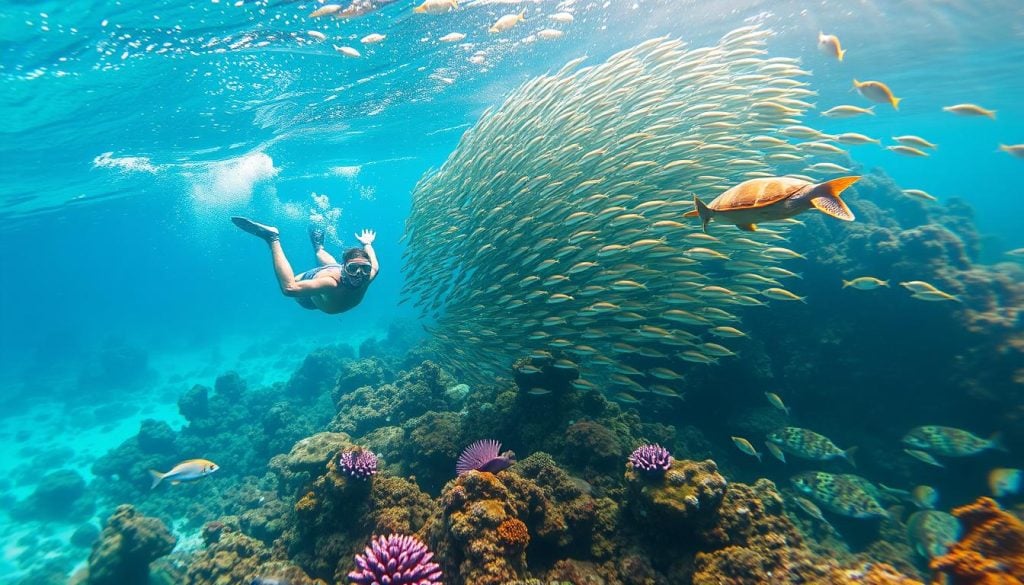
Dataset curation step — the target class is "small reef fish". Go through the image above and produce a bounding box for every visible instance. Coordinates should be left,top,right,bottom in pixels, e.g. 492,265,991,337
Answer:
943,103,996,119
817,32,845,61
413,0,457,14
904,449,944,468
822,105,874,118
902,189,937,202
549,12,573,23
925,427,999,458
912,485,938,509
853,79,901,110
836,132,880,145
842,276,888,290
887,145,929,157
334,45,361,58
309,4,342,18
906,510,962,559
893,135,937,149
536,29,564,41
791,471,888,519
793,496,833,530
767,427,856,465
526,387,552,396
988,468,1023,497
489,10,526,34
999,144,1024,158
306,31,326,41
911,290,961,302
765,441,787,463
761,287,806,303
360,33,386,44
149,459,219,489
731,436,763,462
899,280,941,293
764,392,790,415
438,32,466,43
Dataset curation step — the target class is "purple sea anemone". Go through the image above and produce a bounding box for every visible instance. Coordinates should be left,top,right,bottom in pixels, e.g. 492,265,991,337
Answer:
455,439,516,476
348,533,442,585
628,444,672,475
339,448,378,480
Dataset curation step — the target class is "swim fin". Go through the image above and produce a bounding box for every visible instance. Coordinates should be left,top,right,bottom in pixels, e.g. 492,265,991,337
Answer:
231,216,280,242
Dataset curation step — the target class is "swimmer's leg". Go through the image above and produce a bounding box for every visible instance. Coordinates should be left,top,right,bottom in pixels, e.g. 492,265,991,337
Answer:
310,225,339,266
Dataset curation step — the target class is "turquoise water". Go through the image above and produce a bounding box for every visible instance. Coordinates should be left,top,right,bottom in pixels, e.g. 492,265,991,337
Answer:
1,0,1023,583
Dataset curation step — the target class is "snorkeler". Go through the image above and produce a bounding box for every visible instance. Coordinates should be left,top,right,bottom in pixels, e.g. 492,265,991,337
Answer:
231,217,379,314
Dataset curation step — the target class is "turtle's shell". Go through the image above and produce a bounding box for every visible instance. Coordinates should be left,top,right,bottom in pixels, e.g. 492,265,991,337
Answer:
707,177,812,211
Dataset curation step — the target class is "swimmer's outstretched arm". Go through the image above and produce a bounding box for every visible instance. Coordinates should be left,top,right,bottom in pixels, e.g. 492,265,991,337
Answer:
356,229,379,280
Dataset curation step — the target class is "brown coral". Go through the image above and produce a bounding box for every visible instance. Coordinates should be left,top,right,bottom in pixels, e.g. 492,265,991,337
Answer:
930,497,1024,585
625,458,728,528
83,504,177,585
497,518,530,549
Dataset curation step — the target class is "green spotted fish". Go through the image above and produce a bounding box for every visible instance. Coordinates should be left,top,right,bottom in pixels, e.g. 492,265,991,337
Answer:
902,426,1003,457
906,510,961,559
790,471,888,519
767,427,857,466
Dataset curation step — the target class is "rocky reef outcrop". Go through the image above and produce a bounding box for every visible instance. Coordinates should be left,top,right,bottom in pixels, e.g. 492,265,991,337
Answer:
76,505,176,585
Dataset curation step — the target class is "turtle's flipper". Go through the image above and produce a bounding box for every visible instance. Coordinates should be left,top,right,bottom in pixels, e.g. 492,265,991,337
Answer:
692,195,713,233
809,176,859,221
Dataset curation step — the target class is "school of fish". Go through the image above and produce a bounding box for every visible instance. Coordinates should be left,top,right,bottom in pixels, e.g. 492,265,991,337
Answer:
402,26,846,394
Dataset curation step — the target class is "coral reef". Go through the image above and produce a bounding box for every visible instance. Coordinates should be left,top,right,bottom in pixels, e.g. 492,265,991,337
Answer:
930,497,1024,585
183,530,317,585
81,505,176,585
330,361,453,436
432,452,618,585
279,449,437,583
286,345,355,400
10,468,94,522
626,458,727,527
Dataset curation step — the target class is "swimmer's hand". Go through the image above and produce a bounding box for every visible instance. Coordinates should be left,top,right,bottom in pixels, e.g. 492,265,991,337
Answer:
356,229,376,246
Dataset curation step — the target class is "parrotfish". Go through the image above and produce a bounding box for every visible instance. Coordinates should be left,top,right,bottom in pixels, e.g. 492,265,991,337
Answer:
149,459,219,489
906,510,961,559
790,471,888,519
767,427,857,466
902,426,1003,457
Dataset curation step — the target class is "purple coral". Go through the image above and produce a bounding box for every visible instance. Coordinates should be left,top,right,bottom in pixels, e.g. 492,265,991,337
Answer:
339,448,378,480
629,444,673,475
348,533,442,585
456,439,516,476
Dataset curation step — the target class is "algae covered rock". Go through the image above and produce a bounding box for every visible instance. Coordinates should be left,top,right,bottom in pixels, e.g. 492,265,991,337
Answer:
270,432,353,494
85,504,176,585
626,458,727,526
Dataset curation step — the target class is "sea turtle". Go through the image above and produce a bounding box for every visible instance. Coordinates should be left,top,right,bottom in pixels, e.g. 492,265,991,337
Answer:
684,175,860,232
